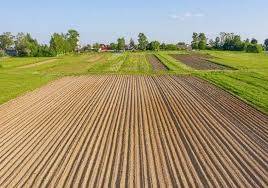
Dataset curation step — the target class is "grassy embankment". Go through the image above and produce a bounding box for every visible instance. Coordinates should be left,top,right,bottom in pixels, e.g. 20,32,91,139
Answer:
195,51,268,113
1,50,267,113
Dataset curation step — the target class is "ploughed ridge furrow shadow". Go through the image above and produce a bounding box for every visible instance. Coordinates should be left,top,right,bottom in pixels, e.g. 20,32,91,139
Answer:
170,54,235,70
0,75,267,187
146,54,168,71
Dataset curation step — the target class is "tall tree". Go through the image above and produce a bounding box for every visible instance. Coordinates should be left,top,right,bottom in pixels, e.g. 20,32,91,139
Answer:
191,32,199,49
251,38,258,44
50,33,67,55
15,33,39,56
264,39,268,51
93,43,100,51
160,43,166,50
117,37,126,51
147,41,160,51
0,32,14,50
198,33,207,50
215,37,221,49
110,43,117,51
246,43,263,53
208,39,215,48
66,29,80,52
138,33,148,51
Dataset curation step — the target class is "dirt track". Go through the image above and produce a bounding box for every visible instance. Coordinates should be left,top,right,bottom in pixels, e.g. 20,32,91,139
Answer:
147,54,168,71
0,76,267,187
19,59,58,68
170,54,232,70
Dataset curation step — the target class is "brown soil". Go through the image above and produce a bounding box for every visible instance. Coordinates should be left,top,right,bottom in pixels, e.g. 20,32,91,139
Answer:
0,76,267,187
146,54,168,71
20,59,58,68
170,54,232,70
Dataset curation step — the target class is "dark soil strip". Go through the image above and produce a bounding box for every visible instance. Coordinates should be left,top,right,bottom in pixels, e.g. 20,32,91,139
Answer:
147,54,168,71
170,54,234,70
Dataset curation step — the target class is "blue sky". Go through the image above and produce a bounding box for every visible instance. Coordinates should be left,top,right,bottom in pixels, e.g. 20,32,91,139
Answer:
2,0,267,45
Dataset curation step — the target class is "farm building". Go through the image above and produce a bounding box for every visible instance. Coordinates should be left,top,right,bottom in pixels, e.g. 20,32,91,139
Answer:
99,44,110,52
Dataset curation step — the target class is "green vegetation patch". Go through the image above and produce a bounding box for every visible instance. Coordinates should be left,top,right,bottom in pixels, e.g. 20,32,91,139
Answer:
119,52,153,73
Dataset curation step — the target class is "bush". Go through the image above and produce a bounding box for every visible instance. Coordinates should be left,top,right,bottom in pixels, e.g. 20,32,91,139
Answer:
35,45,54,57
0,50,5,57
246,44,263,53
165,44,178,51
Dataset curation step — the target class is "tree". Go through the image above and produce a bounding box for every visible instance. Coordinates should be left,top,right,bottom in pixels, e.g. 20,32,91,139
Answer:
251,38,258,44
232,35,244,51
208,39,215,49
215,37,221,49
264,39,268,51
117,37,125,51
66,29,80,52
92,43,100,51
246,43,263,53
160,43,166,50
81,44,92,52
147,41,160,51
219,33,244,51
110,43,117,51
177,42,187,50
36,45,54,57
191,32,199,49
138,33,148,51
165,44,178,51
50,33,67,55
0,32,14,50
198,33,207,50
15,33,28,56
15,33,39,57
129,38,136,50
244,39,251,51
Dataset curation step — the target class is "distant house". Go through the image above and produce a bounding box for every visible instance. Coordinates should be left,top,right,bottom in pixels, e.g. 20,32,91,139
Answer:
177,43,192,51
5,49,18,56
99,44,110,52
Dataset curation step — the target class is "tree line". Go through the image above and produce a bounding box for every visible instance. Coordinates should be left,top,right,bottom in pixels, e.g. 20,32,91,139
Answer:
82,33,188,52
191,32,268,53
0,29,80,57
1,30,267,57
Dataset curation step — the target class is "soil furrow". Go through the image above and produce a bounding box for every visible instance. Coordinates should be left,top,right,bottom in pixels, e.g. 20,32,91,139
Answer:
0,75,267,187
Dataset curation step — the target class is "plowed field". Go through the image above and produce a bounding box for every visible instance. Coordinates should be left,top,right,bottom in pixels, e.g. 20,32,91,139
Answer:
170,54,232,70
146,54,168,71
0,76,267,187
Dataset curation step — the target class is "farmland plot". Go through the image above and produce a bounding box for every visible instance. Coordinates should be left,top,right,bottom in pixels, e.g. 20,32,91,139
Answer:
170,54,233,70
0,76,267,187
146,54,168,71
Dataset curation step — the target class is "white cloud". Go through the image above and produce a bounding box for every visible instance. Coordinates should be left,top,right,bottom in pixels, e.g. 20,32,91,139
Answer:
169,12,205,21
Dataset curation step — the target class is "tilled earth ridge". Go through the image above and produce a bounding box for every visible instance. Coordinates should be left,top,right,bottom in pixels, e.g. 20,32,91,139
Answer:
170,54,232,70
146,54,168,71
0,75,267,187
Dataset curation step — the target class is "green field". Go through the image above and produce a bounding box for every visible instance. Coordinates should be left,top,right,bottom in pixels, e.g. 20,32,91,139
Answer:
194,51,268,113
0,51,267,113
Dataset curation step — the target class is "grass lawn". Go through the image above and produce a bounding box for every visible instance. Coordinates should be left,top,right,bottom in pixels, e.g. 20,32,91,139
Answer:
119,52,153,73
0,50,267,113
194,51,268,113
155,52,192,74
0,53,103,104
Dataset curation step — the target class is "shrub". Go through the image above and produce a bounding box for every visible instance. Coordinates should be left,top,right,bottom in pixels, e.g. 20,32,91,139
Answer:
246,44,263,53
0,50,5,57
165,44,178,51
